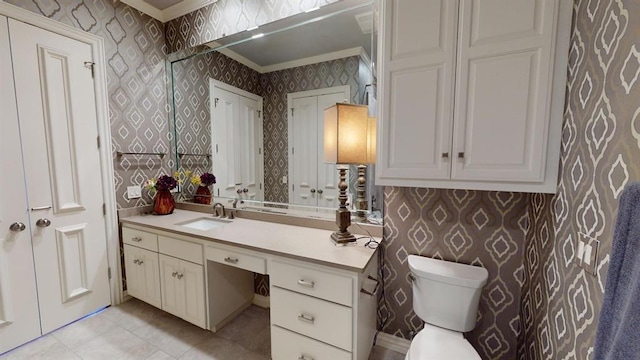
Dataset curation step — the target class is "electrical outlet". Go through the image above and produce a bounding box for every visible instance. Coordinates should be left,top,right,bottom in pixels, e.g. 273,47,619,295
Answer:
282,176,287,184
576,232,599,275
127,185,141,199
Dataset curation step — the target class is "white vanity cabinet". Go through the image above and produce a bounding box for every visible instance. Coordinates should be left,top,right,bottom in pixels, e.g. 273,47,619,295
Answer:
376,0,572,193
122,228,162,309
158,236,206,329
270,258,378,360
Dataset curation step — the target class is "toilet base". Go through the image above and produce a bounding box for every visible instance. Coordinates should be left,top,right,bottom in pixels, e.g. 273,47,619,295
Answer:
405,324,481,360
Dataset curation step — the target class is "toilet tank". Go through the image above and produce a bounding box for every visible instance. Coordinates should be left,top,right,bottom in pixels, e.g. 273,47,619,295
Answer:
408,255,488,332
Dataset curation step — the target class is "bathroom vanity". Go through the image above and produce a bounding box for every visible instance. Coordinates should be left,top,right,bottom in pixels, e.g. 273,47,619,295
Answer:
120,209,379,360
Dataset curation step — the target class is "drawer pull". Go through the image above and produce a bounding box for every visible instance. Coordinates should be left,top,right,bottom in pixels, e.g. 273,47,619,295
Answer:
298,355,314,360
297,313,315,324
297,279,315,288
224,257,239,264
132,236,142,242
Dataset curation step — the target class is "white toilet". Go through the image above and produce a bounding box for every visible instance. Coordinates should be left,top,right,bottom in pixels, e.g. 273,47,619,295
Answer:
406,255,489,359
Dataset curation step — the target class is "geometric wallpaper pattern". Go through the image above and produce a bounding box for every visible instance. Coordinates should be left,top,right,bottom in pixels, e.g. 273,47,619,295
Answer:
382,187,530,360
520,1,640,358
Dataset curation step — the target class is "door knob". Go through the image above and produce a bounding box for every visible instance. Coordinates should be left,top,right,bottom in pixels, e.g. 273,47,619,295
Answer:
243,188,248,193
9,222,26,232
236,189,243,194
36,218,51,228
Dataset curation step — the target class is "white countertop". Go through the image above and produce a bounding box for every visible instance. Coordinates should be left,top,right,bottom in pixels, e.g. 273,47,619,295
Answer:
120,209,379,272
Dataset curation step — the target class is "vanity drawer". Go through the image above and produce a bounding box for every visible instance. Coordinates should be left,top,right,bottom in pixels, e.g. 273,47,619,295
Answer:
271,325,351,360
271,260,353,306
271,287,352,351
122,227,158,252
158,236,203,265
206,244,267,274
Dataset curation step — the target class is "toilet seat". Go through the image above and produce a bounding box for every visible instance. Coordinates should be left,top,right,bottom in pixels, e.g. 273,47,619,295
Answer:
405,324,481,360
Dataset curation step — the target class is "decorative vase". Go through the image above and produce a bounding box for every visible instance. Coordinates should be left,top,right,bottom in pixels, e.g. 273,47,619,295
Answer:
153,189,175,215
194,185,211,205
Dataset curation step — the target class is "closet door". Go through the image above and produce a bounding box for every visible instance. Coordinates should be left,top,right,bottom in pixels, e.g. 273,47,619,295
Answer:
290,97,319,206
316,93,347,209
9,19,111,334
0,15,41,355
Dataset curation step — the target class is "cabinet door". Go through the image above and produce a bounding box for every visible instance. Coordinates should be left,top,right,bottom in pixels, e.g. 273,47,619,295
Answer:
377,0,458,183
452,0,557,181
124,245,161,309
180,261,206,329
159,254,182,319
0,15,41,354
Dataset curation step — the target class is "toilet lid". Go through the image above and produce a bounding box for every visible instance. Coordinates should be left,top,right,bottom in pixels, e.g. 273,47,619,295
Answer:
406,325,481,360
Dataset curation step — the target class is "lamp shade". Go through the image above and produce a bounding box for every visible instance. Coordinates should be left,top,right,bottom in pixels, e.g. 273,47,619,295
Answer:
323,103,369,165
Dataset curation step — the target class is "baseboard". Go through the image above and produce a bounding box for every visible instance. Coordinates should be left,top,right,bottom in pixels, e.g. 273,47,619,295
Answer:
253,294,270,308
376,332,411,354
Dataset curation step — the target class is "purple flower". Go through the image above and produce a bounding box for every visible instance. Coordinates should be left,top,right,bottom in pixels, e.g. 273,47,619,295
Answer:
200,172,216,186
155,175,178,191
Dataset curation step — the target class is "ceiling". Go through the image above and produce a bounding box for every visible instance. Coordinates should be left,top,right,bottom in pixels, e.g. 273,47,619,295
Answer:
120,0,219,22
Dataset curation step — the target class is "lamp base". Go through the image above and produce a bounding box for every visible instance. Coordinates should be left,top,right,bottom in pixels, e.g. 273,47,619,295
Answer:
331,231,357,246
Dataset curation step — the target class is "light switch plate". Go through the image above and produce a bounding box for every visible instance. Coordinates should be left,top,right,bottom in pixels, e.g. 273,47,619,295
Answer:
577,232,599,275
127,185,141,199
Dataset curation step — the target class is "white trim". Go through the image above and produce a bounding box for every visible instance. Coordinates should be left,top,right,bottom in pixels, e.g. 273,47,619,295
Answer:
375,332,411,354
252,294,270,308
119,0,220,23
212,46,365,74
210,78,263,103
0,2,121,306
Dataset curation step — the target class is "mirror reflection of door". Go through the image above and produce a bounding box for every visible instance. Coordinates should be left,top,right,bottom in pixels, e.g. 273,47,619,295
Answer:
288,86,350,208
210,79,264,201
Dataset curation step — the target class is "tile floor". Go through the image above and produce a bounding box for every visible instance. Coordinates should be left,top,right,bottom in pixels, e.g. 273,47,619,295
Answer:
0,299,405,360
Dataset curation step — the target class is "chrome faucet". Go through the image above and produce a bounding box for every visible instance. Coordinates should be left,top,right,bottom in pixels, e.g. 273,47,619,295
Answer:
212,202,225,218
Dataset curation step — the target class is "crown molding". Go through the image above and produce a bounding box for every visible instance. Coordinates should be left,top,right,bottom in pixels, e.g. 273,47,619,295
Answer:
119,0,219,23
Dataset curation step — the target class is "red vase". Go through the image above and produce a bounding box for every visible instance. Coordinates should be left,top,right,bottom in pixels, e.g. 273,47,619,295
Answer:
153,189,175,215
194,185,211,205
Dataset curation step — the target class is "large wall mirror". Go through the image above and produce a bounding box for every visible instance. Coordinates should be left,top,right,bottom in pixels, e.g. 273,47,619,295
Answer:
169,0,383,220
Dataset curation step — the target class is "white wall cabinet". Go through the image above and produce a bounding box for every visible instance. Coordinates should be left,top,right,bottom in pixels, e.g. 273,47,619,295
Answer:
376,0,572,193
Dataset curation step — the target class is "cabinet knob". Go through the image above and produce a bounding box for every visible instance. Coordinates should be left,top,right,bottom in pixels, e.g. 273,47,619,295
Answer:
172,271,178,277
310,188,316,193
132,236,142,242
236,189,243,194
133,259,140,265
9,222,26,232
458,152,465,159
442,152,449,159
297,279,315,288
298,355,315,360
317,189,323,194
177,273,183,279
137,259,144,265
224,257,239,264
243,188,248,193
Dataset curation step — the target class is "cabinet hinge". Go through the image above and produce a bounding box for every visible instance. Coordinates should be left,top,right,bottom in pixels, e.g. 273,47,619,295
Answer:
214,98,219,107
291,108,294,117
292,147,294,155
260,183,262,190
84,61,95,78
215,144,219,153
293,184,295,192
102,203,106,215
258,110,262,118
259,147,262,155
108,267,112,279
97,135,100,148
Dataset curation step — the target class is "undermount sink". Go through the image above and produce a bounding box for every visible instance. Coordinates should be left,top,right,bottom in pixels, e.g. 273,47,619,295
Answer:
176,217,232,231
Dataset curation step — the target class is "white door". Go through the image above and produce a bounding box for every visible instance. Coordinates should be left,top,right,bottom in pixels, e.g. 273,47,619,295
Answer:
452,0,555,181
316,93,347,208
211,81,263,201
0,15,41,354
9,19,111,334
377,0,458,183
290,97,319,206
288,86,350,208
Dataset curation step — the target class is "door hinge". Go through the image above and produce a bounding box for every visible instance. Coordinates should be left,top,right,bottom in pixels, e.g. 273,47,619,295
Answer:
293,184,295,192
215,98,219,107
102,203,106,215
216,144,219,153
84,61,95,78
108,267,112,279
291,108,294,117
259,147,262,155
257,110,262,118
292,147,295,155
217,188,220,196
97,135,100,148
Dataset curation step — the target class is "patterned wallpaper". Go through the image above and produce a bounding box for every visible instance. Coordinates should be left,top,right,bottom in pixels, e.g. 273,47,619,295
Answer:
520,1,640,358
381,188,530,360
5,0,172,210
164,0,339,53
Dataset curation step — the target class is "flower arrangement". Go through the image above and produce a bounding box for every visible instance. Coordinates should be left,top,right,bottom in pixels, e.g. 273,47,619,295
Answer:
143,174,178,192
190,172,216,187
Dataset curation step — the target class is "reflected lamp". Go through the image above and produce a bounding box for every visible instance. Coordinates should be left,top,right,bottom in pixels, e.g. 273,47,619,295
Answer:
323,103,370,245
